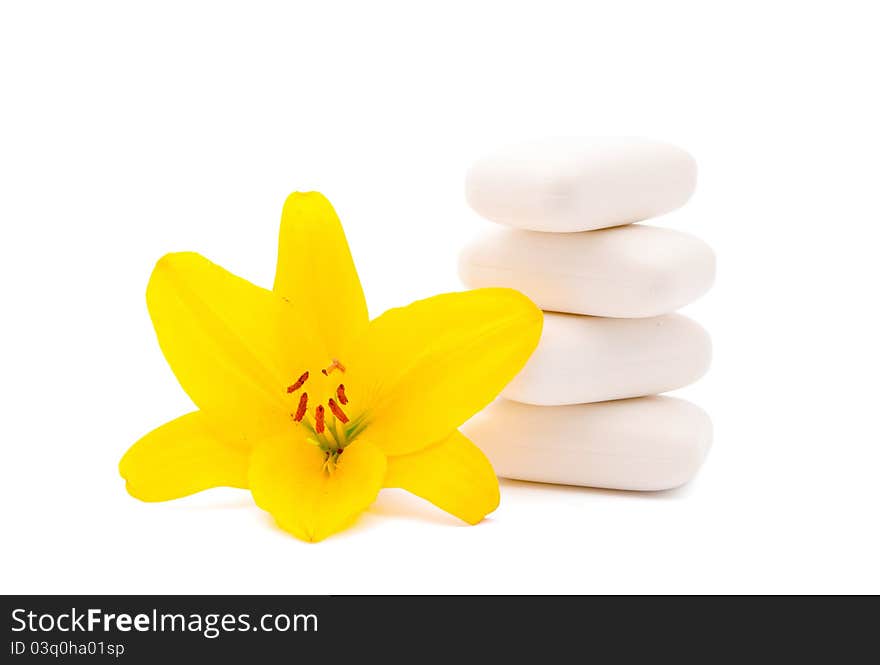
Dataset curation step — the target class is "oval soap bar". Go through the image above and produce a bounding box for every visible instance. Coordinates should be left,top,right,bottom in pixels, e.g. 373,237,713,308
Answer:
465,137,697,232
462,397,712,491
503,312,711,405
458,224,715,317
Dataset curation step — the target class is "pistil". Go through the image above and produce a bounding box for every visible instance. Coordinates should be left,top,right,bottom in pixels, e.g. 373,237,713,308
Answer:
321,358,346,376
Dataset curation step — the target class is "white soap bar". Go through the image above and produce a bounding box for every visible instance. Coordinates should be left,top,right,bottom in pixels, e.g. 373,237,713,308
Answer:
458,224,715,317
465,137,697,232
463,397,712,491
503,312,711,405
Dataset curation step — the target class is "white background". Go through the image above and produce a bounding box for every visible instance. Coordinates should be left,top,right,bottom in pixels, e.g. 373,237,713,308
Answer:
2,1,878,594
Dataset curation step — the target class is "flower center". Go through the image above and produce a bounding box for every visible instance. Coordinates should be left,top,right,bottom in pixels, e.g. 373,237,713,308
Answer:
284,358,367,473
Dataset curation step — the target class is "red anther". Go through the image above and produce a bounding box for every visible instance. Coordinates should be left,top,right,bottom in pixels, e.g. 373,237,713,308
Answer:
337,384,348,405
315,405,325,434
321,369,328,376
328,398,349,424
336,448,343,455
286,371,309,393
292,392,308,422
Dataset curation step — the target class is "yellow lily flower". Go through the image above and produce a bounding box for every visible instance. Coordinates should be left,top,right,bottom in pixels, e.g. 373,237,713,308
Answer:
119,192,542,542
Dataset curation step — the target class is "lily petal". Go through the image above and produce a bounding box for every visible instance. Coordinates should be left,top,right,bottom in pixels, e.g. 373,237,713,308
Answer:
148,252,326,435
120,411,250,501
249,435,386,542
347,288,543,455
273,192,369,354
385,430,500,525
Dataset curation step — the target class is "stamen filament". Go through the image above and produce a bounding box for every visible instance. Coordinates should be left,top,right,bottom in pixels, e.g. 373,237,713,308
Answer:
345,416,369,442
327,418,343,449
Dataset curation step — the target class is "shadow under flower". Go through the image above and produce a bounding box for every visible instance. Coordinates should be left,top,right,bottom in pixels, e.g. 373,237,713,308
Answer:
175,488,256,511
499,477,697,500
180,480,691,543
250,487,473,543
367,488,466,527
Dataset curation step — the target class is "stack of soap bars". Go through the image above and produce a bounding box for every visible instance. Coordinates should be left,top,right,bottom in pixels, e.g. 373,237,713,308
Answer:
459,137,715,491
